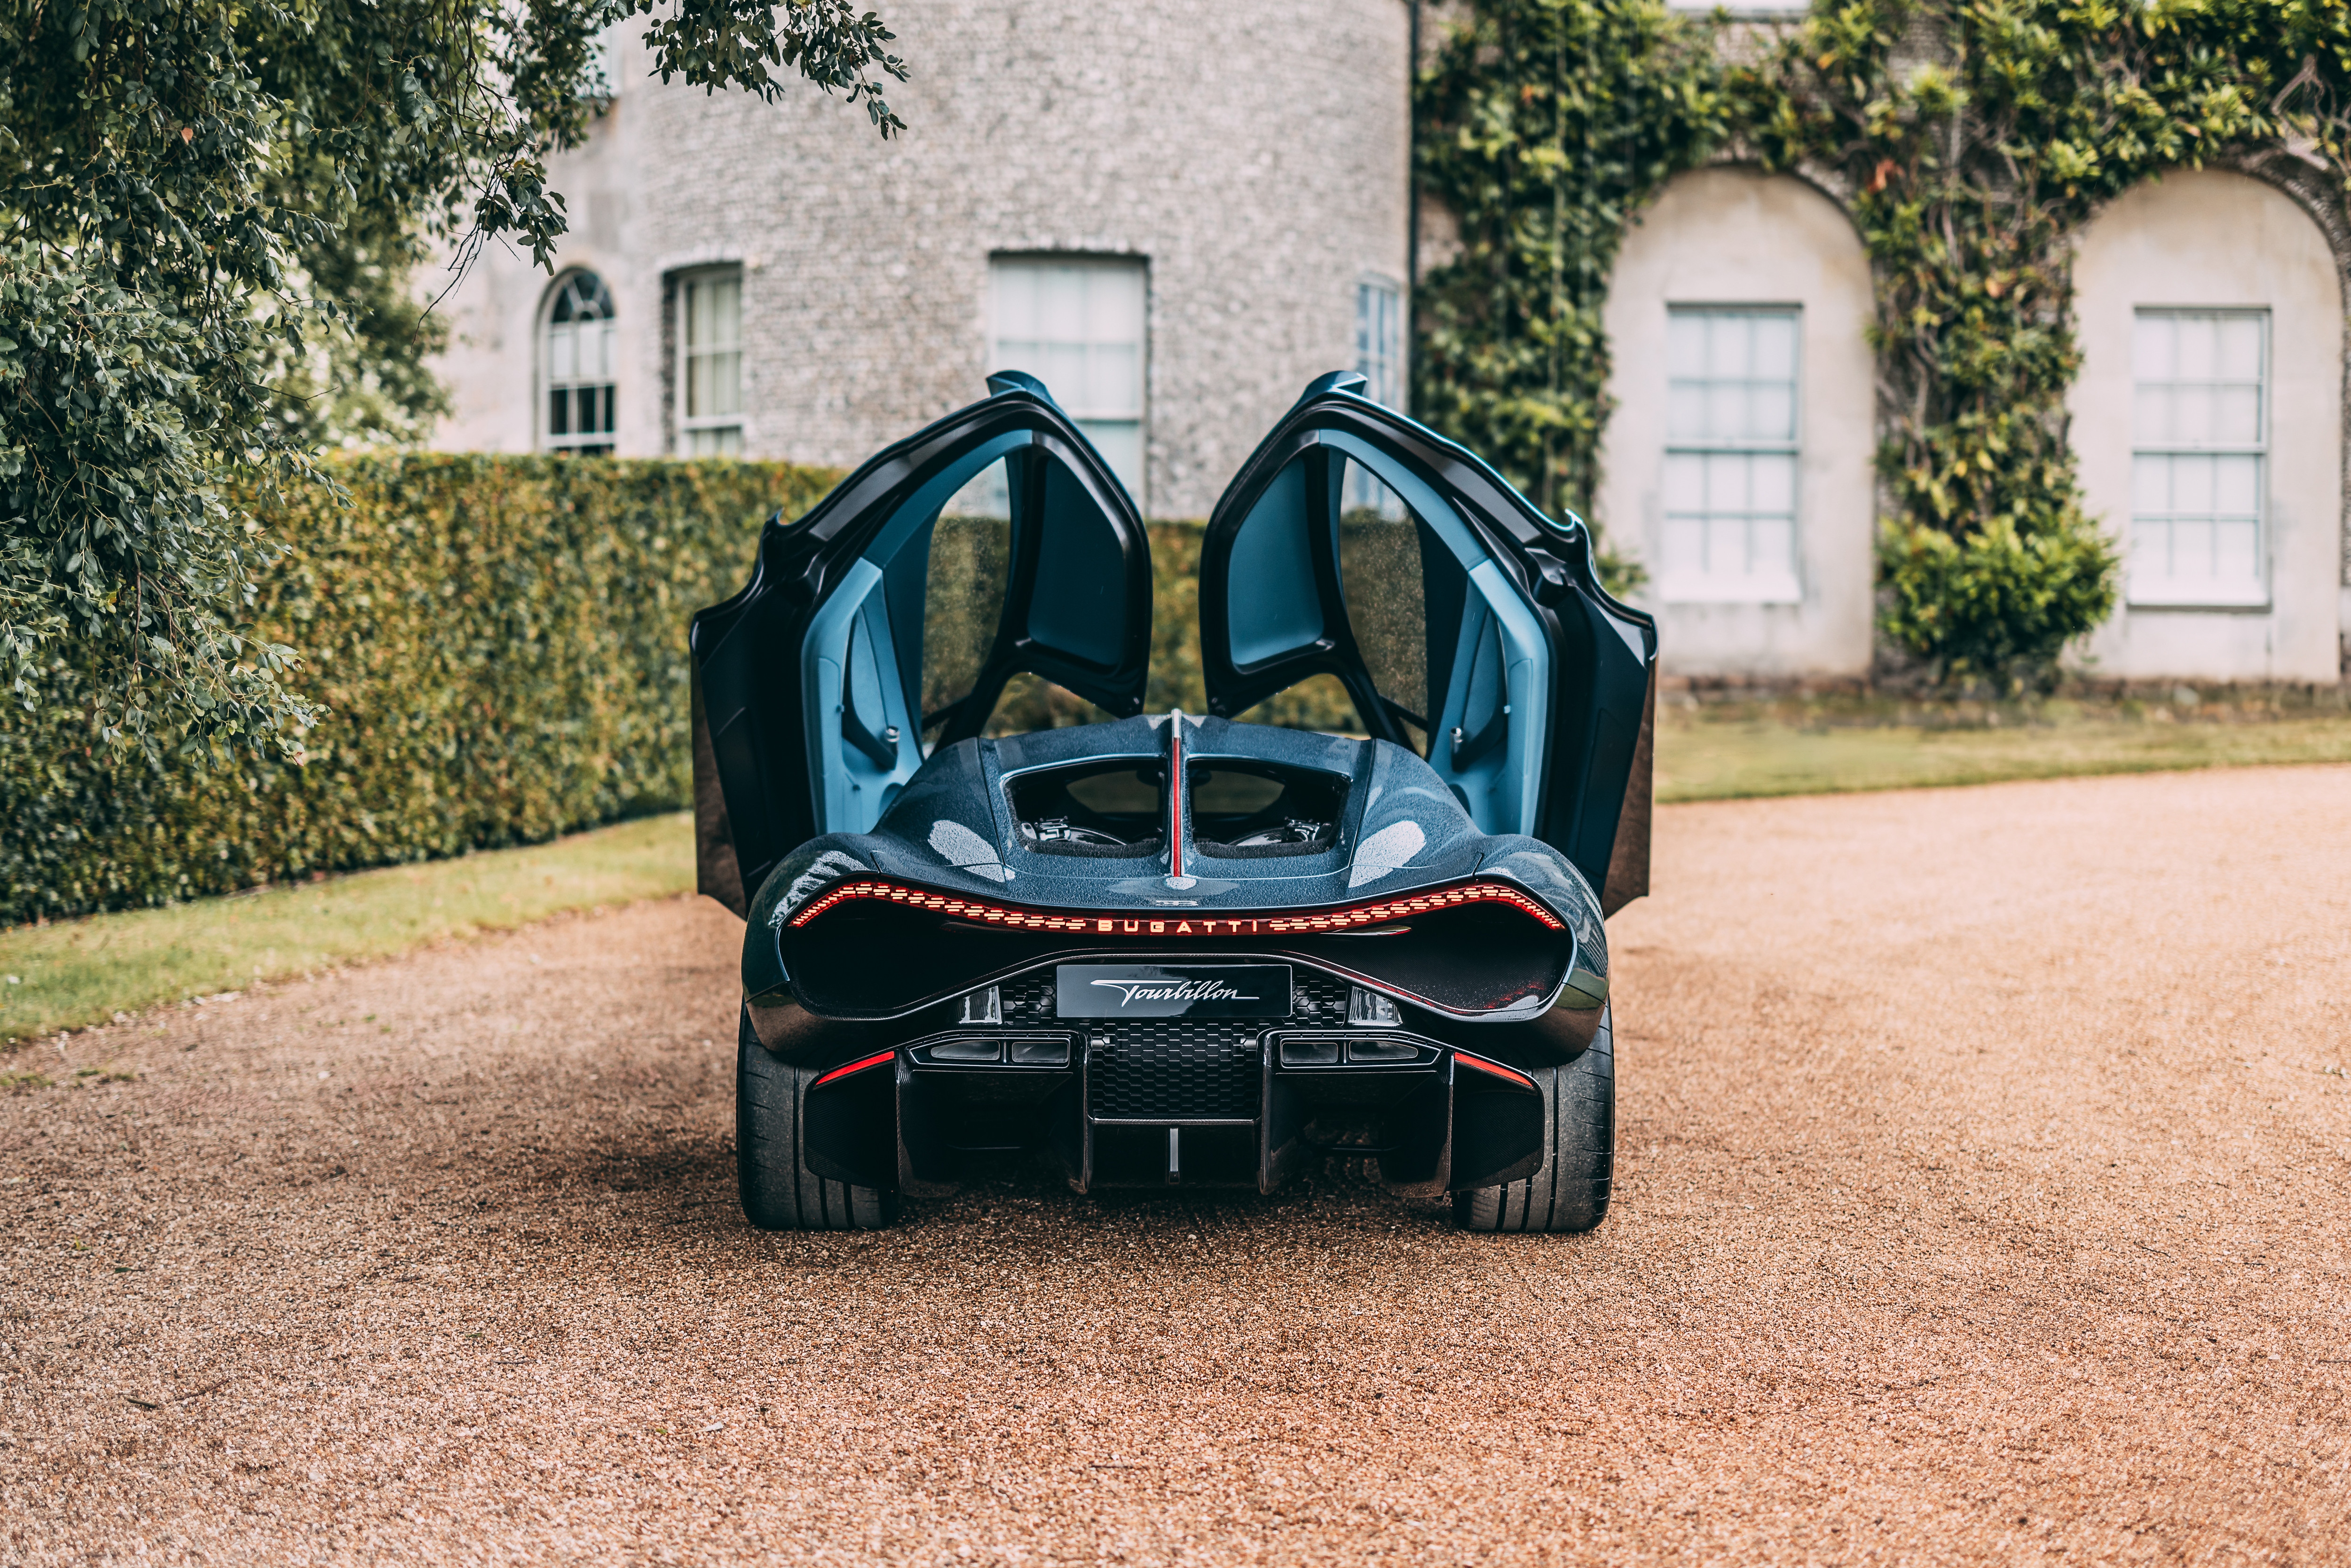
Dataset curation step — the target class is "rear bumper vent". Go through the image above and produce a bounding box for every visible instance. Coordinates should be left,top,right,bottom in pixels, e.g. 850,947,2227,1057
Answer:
1088,1021,1259,1120
1074,971,1353,1121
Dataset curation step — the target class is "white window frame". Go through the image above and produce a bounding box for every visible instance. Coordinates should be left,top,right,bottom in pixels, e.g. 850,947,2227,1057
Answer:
1658,304,1804,604
581,22,623,103
677,268,747,457
988,255,1148,509
2126,306,2270,609
1348,275,1406,516
542,270,617,456
1354,276,1403,410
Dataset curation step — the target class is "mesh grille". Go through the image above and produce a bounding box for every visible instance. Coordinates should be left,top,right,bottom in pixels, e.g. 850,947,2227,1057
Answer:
1089,1021,1261,1119
1290,969,1350,1025
1000,972,1057,1024
1000,963,1357,1120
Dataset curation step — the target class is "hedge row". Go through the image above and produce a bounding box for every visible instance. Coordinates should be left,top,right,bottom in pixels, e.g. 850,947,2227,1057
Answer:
2,455,1348,924
996,517,1356,733
0,455,835,923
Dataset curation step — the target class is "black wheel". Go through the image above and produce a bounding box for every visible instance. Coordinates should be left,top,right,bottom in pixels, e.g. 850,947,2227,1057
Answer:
1454,1003,1615,1233
737,1028,898,1230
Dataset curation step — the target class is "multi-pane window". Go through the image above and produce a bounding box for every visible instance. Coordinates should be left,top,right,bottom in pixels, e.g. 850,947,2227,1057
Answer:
1355,278,1402,409
1348,278,1405,516
679,271,744,456
1659,306,1802,602
544,271,616,456
580,22,622,102
990,256,1147,504
2129,308,2268,606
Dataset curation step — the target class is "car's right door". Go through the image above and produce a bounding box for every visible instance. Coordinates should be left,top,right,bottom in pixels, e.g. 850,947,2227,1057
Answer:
1198,374,1658,914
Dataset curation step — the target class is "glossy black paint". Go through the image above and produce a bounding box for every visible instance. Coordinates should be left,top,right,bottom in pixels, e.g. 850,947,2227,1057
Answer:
752,715,1599,1026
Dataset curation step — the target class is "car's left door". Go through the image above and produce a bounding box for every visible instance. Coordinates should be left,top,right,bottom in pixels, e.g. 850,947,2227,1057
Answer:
690,373,1154,914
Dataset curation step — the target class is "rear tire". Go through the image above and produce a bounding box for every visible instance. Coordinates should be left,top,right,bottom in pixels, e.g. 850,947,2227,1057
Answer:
737,1030,898,1230
1454,1003,1614,1233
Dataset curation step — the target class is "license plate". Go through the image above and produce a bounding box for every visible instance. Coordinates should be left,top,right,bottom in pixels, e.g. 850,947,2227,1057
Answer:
1055,963,1292,1019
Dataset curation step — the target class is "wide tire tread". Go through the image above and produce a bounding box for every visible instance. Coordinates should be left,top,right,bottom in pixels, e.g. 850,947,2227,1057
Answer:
737,1026,897,1231
1454,1005,1616,1234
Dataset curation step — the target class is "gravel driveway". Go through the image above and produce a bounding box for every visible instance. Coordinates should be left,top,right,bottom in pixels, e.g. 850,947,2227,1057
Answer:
5,765,2347,1566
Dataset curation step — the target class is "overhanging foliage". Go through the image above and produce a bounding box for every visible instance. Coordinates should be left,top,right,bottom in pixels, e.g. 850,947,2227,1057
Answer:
0,0,906,761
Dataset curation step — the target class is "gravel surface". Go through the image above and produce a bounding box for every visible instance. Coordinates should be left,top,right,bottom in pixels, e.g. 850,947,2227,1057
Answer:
5,765,2348,1566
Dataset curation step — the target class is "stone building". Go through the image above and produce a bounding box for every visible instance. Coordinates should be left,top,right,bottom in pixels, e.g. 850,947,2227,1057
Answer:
428,0,1414,521
429,0,2350,683
1602,155,2351,685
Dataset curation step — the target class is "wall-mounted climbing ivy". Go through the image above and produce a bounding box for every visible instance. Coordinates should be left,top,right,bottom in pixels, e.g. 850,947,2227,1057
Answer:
1414,0,1731,592
1416,0,2351,688
1748,0,2351,686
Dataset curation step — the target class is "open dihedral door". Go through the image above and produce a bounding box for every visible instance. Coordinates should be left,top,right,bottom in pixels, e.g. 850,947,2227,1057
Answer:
690,372,1154,916
1198,373,1659,914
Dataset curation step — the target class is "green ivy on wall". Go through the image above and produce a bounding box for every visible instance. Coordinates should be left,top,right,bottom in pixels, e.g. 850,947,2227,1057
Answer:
1415,0,1731,592
1416,0,2351,687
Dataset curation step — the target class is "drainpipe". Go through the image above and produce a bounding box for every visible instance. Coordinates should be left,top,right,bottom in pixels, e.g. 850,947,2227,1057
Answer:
1405,0,1421,418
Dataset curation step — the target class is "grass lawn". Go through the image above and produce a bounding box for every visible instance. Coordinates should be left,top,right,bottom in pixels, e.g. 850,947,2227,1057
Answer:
1,813,694,1048
1655,694,2351,801
7,687,2348,1049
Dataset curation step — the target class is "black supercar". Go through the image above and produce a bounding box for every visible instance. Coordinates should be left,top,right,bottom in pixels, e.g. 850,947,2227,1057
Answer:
690,370,1657,1233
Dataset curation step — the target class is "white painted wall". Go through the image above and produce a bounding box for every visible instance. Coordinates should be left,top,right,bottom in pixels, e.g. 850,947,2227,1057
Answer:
2069,169,2346,682
1596,166,1878,678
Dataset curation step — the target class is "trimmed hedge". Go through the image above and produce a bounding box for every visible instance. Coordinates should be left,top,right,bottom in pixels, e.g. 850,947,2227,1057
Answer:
1009,518,1356,733
0,455,836,923
1,455,1340,924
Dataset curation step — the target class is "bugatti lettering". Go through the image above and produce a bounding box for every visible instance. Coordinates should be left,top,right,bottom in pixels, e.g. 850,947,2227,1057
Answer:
694,370,1654,1233
1090,977,1258,1008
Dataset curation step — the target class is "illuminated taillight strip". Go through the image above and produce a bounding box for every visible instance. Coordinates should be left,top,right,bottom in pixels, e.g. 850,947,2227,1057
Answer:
790,882,1100,931
811,1048,897,1089
1453,1050,1536,1088
786,878,1566,934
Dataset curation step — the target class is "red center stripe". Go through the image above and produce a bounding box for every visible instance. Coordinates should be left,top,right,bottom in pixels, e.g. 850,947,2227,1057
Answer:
1168,713,1185,880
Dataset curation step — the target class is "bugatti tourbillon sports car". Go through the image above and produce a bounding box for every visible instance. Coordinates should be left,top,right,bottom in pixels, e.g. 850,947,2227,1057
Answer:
690,370,1657,1233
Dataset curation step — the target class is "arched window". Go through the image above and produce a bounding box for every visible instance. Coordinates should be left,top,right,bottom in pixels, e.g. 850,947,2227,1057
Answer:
544,271,617,455
1597,167,1876,678
2070,169,2343,679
